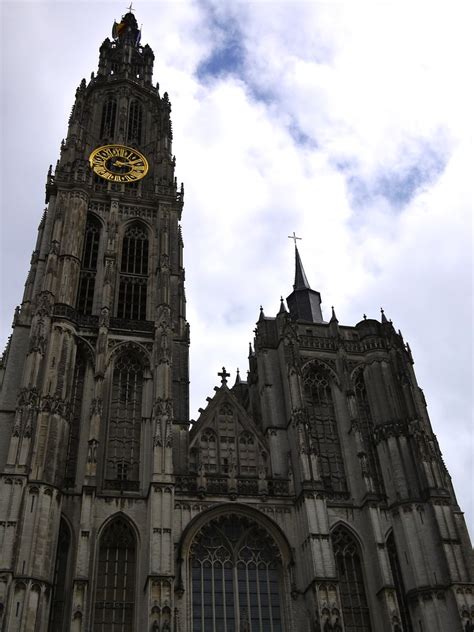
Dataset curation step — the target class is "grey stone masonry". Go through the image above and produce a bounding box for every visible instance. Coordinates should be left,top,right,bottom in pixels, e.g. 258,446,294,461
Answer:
0,9,472,632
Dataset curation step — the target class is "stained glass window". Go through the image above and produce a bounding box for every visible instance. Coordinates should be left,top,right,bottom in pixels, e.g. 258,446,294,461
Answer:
190,515,284,632
304,367,347,492
332,526,372,632
93,518,136,632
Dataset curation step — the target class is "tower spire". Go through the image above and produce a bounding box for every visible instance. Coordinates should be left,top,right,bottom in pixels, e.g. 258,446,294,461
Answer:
285,236,323,323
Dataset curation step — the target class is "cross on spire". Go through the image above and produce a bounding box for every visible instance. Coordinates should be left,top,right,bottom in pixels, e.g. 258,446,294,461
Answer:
218,367,230,386
126,2,134,12
288,232,302,247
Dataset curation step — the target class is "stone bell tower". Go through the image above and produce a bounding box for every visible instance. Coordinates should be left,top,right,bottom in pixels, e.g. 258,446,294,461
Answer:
0,9,187,631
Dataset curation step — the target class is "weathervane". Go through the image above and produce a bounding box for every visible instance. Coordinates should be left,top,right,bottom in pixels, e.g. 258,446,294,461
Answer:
288,232,302,246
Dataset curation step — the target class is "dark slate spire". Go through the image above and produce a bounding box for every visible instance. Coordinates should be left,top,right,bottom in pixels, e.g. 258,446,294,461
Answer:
294,246,310,290
286,245,323,323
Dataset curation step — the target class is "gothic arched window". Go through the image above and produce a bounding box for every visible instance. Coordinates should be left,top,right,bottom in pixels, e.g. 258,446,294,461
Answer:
93,518,136,632
100,97,117,138
239,431,257,475
354,370,384,494
105,354,143,489
117,222,149,321
64,351,86,487
304,367,347,492
76,214,101,315
332,526,372,632
127,100,143,144
49,519,71,631
190,515,284,632
387,532,413,632
200,429,218,472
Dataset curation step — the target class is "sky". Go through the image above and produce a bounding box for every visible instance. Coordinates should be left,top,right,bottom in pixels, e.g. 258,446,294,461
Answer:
0,1,472,536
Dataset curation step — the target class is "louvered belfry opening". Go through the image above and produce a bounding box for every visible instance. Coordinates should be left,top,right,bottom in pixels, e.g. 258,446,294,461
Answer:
190,515,284,632
93,518,137,632
100,97,117,138
117,222,149,321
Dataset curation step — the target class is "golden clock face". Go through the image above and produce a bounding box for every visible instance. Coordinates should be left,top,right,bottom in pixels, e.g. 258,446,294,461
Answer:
89,144,149,183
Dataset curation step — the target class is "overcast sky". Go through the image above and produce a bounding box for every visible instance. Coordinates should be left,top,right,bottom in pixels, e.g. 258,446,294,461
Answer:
1,0,472,536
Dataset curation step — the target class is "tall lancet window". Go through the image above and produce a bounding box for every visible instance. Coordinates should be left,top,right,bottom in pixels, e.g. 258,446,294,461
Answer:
190,515,284,632
332,526,372,632
387,532,413,632
93,518,136,632
100,97,117,138
354,370,384,494
105,354,143,489
76,214,101,315
117,222,149,321
64,352,86,487
49,519,71,631
127,100,143,144
304,366,347,492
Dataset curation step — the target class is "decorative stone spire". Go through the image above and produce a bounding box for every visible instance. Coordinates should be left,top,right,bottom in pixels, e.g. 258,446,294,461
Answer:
278,296,288,315
286,244,323,323
381,307,388,324
330,306,338,323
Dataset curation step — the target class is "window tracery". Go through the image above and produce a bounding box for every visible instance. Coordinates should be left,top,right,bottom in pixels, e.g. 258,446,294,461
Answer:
77,215,101,315
64,352,86,487
49,519,71,631
105,354,143,488
304,368,347,492
93,518,136,632
239,431,257,475
117,222,149,320
190,515,284,632
332,526,372,632
200,429,218,472
354,370,384,494
100,97,117,138
387,532,413,632
127,100,143,144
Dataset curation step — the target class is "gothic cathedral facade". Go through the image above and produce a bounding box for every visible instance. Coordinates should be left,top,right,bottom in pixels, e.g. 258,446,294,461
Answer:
0,10,472,632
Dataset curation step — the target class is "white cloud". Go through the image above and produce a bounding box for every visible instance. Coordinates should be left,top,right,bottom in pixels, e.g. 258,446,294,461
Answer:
1,1,472,535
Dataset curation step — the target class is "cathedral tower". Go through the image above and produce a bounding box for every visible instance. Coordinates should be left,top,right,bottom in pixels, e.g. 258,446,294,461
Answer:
0,9,472,632
0,10,187,631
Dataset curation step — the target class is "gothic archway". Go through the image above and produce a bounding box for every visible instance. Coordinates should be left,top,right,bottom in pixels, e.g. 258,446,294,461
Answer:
93,517,137,632
189,513,285,632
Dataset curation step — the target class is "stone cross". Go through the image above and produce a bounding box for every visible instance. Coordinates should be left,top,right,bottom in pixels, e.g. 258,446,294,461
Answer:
218,367,230,386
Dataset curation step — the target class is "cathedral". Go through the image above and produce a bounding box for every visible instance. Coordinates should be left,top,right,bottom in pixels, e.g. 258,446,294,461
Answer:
0,10,473,632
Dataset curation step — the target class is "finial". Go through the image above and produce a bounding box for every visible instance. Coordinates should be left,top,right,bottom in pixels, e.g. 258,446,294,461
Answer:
258,306,265,322
363,313,367,320
217,367,230,386
381,307,388,323
248,342,253,357
278,296,287,315
330,305,338,323
234,368,241,385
